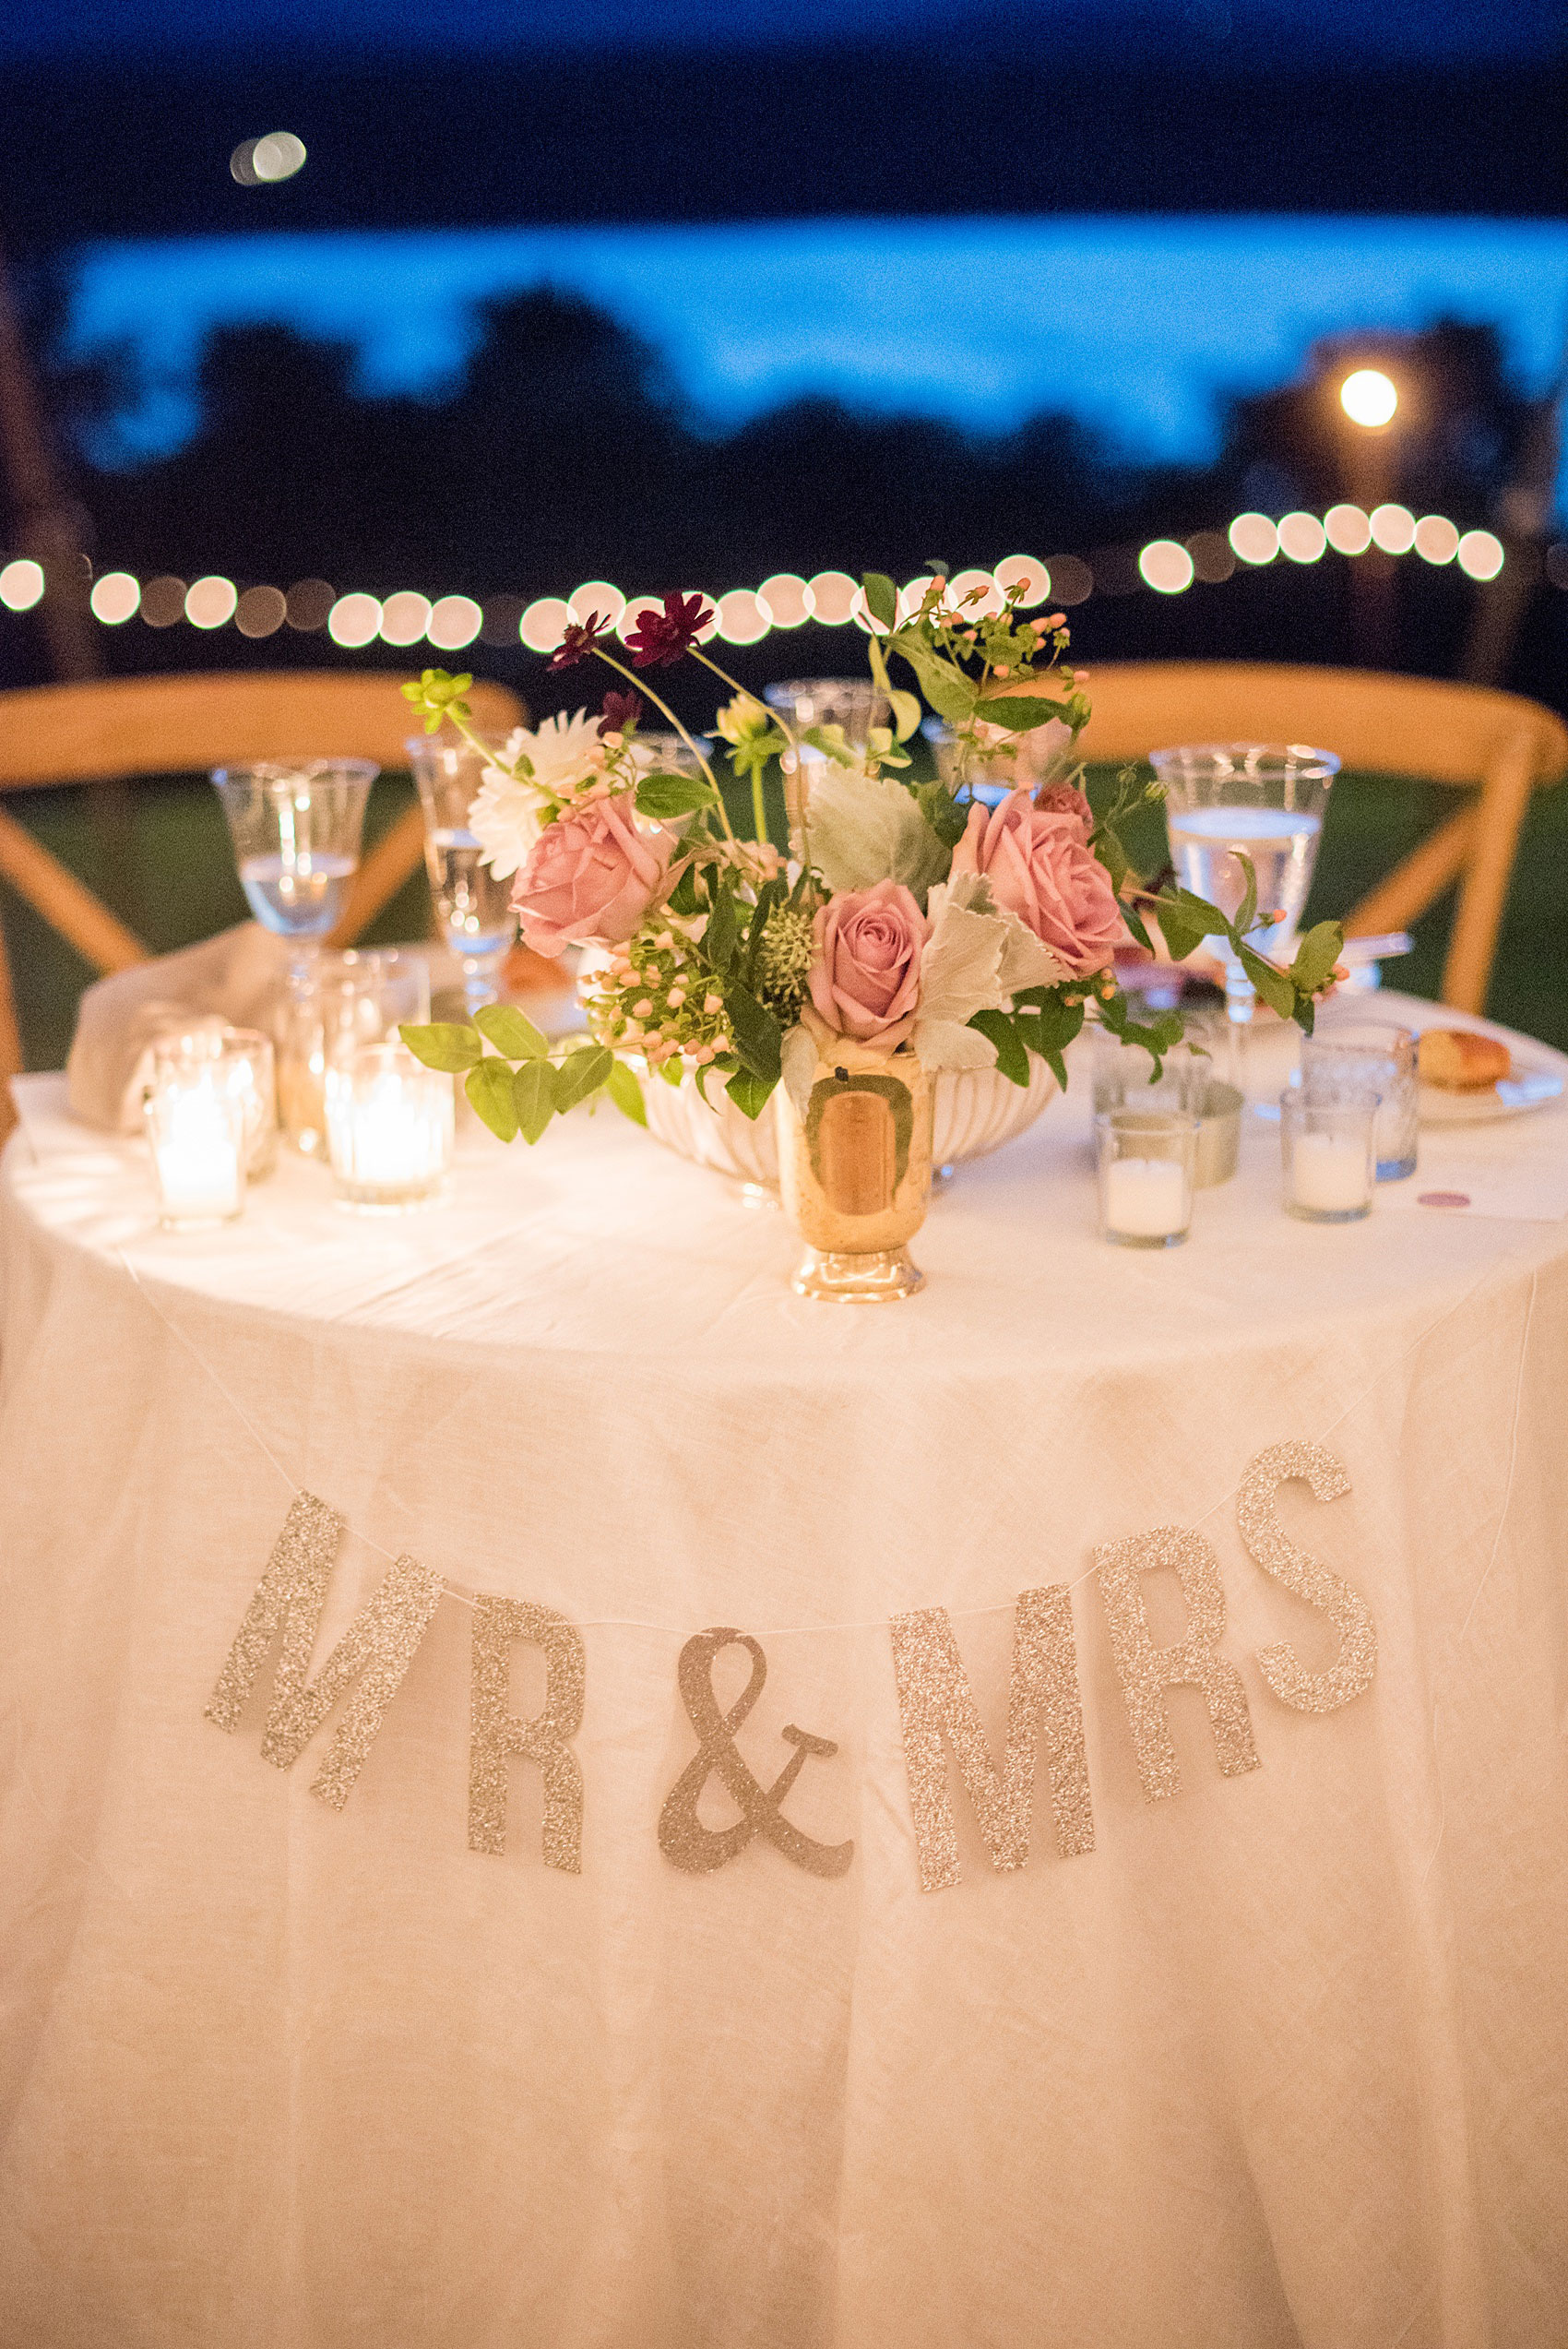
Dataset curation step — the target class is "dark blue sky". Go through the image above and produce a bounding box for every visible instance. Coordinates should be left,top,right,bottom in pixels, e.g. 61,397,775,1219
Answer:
11,0,1566,59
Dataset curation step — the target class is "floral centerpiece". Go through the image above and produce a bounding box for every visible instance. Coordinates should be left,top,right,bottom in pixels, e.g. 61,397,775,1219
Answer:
399,572,1341,1297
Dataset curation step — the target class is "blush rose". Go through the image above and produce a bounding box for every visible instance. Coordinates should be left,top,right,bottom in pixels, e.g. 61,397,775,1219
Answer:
807,880,929,1048
950,788,1125,975
510,799,676,957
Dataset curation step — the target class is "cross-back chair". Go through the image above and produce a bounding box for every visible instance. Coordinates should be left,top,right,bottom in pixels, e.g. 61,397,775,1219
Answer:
1073,662,1568,1013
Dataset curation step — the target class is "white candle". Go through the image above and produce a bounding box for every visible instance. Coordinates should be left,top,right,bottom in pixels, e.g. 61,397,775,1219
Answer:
1105,1155,1188,1237
348,1071,445,1186
328,1047,454,1206
154,1086,244,1222
1291,1129,1370,1213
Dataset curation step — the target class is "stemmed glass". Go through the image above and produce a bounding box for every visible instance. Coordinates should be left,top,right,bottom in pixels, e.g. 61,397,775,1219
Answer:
1150,742,1338,1057
407,733,518,1015
764,679,889,833
211,759,376,953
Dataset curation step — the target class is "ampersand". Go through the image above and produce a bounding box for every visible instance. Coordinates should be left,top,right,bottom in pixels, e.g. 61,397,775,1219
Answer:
658,1628,854,1878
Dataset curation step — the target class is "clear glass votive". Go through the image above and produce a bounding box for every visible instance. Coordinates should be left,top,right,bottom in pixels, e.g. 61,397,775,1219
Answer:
1301,1020,1418,1180
145,1055,248,1228
278,947,432,1158
1095,1108,1198,1248
1092,1027,1213,1117
1280,1085,1378,1222
326,1040,454,1210
154,1026,277,1179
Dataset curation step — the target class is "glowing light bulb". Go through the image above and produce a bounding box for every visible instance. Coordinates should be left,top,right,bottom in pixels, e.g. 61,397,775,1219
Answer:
1340,370,1397,429
89,571,141,625
1137,540,1194,594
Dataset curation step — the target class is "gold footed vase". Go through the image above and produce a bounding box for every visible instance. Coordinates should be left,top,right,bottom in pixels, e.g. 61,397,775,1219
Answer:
774,1037,934,1302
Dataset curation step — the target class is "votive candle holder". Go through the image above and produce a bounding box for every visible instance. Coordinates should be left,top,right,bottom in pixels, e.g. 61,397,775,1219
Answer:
327,1039,454,1210
154,1025,277,1179
1095,1108,1197,1247
145,1057,247,1228
1280,1085,1377,1222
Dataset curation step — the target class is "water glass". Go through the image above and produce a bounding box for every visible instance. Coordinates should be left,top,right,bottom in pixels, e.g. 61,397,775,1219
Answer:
211,759,376,941
765,679,889,831
279,947,432,1157
1301,1020,1418,1180
1280,1086,1377,1222
1095,1108,1197,1248
145,1054,247,1228
327,1040,454,1210
153,1026,277,1179
407,733,518,1014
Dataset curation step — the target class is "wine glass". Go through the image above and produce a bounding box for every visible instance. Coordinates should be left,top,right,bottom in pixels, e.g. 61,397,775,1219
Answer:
211,759,376,948
1150,743,1338,1074
764,678,890,832
407,733,518,1015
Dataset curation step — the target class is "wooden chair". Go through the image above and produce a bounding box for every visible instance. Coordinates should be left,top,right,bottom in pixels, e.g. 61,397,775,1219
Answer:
0,668,523,1116
1074,662,1568,1013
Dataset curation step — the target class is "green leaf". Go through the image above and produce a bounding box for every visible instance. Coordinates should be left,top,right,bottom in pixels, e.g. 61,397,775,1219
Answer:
551,1044,614,1112
889,632,978,723
512,1057,555,1144
659,1055,684,1086
636,772,717,818
1236,944,1296,1019
1232,851,1259,944
971,694,1072,733
861,571,898,630
465,1056,520,1141
703,885,739,973
1289,919,1345,996
1120,899,1154,954
604,1058,647,1126
669,864,700,915
968,1008,1030,1087
801,723,857,768
914,779,969,848
725,1067,777,1121
1092,818,1132,895
473,1003,549,1062
742,878,785,985
867,626,922,742
398,1020,482,1073
723,984,783,1081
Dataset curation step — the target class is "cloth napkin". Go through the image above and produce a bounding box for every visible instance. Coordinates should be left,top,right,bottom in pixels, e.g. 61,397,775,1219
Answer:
65,924,294,1134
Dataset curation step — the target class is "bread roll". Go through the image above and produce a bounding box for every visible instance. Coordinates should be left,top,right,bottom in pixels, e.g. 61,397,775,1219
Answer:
1418,1029,1511,1091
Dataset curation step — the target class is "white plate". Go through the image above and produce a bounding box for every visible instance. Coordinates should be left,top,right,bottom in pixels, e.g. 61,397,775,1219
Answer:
1419,1047,1564,1126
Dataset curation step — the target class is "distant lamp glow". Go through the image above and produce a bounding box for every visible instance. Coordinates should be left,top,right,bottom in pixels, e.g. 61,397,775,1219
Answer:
0,558,44,612
568,579,626,629
1413,515,1460,566
327,592,383,650
379,590,433,647
428,595,482,650
993,554,1050,607
1138,539,1194,594
1340,369,1397,429
1229,513,1278,566
715,589,769,645
1456,530,1504,582
236,585,287,638
232,132,306,185
1277,512,1326,565
89,571,140,625
757,572,812,627
807,570,858,626
185,576,238,629
1370,504,1416,555
1324,504,1372,555
522,597,571,652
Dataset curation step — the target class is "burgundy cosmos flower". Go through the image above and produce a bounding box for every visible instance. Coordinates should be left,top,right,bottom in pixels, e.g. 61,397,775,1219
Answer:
624,590,713,669
598,689,644,738
550,610,612,670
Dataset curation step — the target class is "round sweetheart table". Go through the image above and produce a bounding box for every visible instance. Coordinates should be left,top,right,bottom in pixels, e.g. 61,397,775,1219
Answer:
1,995,1566,2349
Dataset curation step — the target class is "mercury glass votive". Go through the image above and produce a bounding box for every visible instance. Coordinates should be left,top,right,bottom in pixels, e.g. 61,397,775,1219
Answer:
1095,1108,1197,1247
145,1057,248,1228
1280,1085,1377,1222
154,1026,277,1179
327,1040,454,1210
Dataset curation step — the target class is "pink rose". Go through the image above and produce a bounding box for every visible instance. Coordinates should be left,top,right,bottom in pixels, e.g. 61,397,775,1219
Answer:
951,788,1126,975
1032,781,1094,842
509,798,675,957
808,880,929,1048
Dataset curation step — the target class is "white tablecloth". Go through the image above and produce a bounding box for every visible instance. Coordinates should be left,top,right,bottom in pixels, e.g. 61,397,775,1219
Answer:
3,996,1567,2349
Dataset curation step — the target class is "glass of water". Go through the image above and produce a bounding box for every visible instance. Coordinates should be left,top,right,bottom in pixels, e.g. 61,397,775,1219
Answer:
407,733,518,1015
1150,743,1338,1043
211,760,375,945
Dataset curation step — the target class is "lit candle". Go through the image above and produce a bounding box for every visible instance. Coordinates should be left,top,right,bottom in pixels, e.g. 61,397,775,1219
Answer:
1290,1130,1370,1214
328,1043,454,1208
150,1082,245,1224
1104,1155,1188,1239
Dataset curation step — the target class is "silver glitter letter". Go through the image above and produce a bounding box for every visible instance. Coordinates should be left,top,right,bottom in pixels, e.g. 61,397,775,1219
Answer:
1238,1440,1377,1712
205,1494,444,1812
889,1586,1094,1894
468,1596,585,1871
1095,1527,1260,1802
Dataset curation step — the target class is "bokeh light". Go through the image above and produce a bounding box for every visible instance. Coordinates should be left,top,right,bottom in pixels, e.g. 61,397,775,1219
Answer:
1456,531,1504,582
232,133,307,185
379,590,433,647
1185,531,1234,584
616,595,662,646
898,575,935,620
429,595,483,650
568,580,626,629
993,554,1050,607
1369,504,1416,555
327,592,383,649
140,576,187,627
89,571,141,625
1277,512,1327,564
522,597,571,652
236,585,287,638
683,592,719,644
1324,504,1372,555
947,566,1004,617
808,571,858,625
1137,540,1194,593
1413,515,1460,565
185,576,238,629
286,578,335,632
1044,554,1093,605
757,573,812,627
0,558,44,612
1229,513,1279,566
1339,369,1397,428
715,589,770,645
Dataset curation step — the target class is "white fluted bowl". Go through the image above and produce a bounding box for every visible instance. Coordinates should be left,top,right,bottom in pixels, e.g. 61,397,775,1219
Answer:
637,1054,1058,1191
